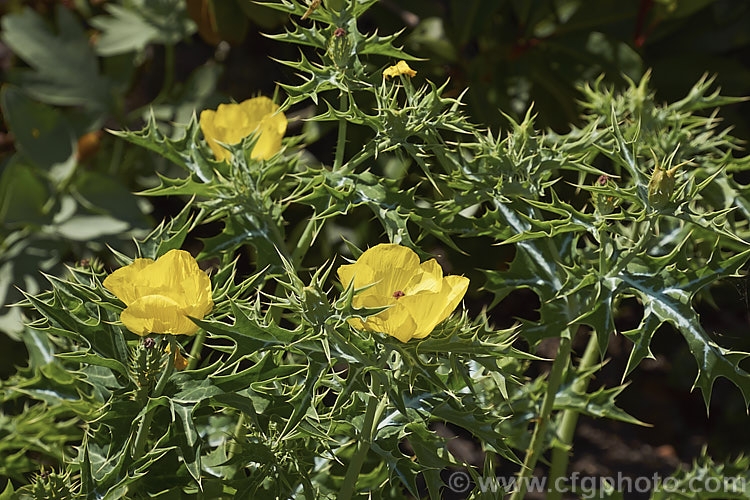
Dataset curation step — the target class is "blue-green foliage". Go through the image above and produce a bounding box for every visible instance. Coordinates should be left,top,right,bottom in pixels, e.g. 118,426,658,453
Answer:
1,0,750,498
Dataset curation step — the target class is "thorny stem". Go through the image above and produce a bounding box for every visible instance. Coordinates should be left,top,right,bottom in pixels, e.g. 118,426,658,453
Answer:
334,92,348,170
187,330,207,370
291,217,317,267
509,334,573,500
126,44,175,122
346,146,374,173
265,215,292,262
154,44,175,105
607,217,655,277
546,332,600,500
339,375,385,500
227,412,247,468
267,217,320,346
264,212,293,324
132,336,176,461
458,1,480,46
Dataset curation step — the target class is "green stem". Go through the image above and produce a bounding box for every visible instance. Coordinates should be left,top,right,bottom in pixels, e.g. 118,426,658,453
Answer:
125,44,175,122
227,412,247,465
132,336,176,460
607,217,655,277
108,136,124,175
290,217,317,267
458,1,480,46
154,44,175,105
546,332,600,500
509,335,572,500
265,214,292,262
333,92,348,170
132,409,154,462
339,375,383,500
346,146,374,173
187,330,207,370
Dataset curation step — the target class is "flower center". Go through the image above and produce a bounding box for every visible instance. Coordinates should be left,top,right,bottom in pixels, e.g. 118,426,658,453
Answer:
392,290,405,299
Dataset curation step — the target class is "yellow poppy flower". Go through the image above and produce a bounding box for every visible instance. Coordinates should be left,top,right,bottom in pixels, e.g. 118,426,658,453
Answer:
383,60,417,79
199,96,287,162
337,244,469,342
103,249,214,336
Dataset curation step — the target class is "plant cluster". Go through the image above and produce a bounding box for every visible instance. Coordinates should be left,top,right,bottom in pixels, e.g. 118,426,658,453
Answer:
1,0,750,499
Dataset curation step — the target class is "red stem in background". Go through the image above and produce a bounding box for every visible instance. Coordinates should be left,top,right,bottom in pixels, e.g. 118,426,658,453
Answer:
634,0,654,48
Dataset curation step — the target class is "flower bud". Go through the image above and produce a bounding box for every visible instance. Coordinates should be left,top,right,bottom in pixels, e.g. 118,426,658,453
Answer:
647,151,682,210
327,27,352,69
593,175,618,215
302,285,331,326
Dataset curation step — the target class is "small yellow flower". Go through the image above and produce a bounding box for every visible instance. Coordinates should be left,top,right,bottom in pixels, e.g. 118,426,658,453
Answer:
337,244,469,342
383,60,417,79
103,249,214,336
199,96,287,162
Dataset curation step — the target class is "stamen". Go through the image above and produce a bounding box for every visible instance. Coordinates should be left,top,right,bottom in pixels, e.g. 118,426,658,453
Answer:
393,290,405,299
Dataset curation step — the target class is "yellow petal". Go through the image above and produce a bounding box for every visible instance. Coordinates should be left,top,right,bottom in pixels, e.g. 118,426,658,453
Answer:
383,60,417,79
239,97,287,159
397,291,446,339
165,343,189,370
410,275,469,339
348,244,419,299
103,258,155,306
337,243,469,342
144,249,214,316
440,275,470,317
105,249,213,336
337,261,377,305
359,301,418,343
346,317,366,331
215,102,247,130
253,109,287,160
406,258,443,294
238,96,277,123
199,109,230,162
337,262,358,289
199,97,287,162
211,103,251,151
120,295,200,336
173,349,189,370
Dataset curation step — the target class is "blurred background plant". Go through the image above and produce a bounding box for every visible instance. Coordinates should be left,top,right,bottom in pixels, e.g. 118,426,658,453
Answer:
1,0,750,497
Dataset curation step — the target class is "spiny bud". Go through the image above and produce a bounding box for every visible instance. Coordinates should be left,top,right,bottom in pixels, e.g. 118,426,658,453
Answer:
327,27,352,69
647,150,685,210
302,285,330,327
31,468,77,499
131,336,161,397
593,174,618,215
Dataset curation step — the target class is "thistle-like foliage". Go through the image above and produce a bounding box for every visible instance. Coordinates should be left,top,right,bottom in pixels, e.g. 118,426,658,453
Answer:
3,0,750,498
